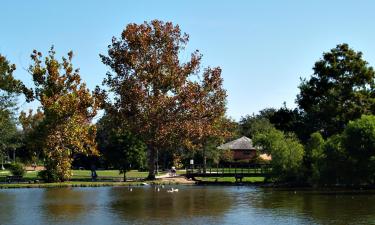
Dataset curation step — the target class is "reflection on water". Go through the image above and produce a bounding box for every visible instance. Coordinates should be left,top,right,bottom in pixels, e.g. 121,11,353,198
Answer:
42,188,96,220
255,189,375,224
0,186,375,225
109,186,232,224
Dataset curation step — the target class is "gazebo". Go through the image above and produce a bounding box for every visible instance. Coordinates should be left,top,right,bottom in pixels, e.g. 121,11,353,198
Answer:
218,136,270,161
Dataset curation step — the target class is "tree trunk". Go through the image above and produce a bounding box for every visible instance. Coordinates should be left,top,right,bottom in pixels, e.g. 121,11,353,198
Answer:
203,147,207,173
123,172,127,182
1,154,4,170
147,145,156,180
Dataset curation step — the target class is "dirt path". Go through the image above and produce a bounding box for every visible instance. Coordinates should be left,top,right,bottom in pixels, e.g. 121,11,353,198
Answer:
156,174,196,184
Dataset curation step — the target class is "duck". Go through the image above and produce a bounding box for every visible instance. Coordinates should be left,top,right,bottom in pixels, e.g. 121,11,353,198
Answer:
167,187,179,193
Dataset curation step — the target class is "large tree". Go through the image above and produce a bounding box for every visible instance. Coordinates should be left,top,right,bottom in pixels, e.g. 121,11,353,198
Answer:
101,20,227,179
27,48,102,181
297,43,375,137
0,55,30,166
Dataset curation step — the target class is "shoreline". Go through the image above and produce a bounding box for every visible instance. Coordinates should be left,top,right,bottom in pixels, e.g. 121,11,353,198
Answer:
0,176,196,189
2,175,375,191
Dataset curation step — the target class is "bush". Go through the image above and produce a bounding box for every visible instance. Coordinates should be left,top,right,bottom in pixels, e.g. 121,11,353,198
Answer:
253,128,304,182
342,115,375,184
38,170,59,183
9,163,26,176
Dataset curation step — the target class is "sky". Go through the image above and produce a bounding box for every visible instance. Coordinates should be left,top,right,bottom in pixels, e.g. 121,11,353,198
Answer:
2,0,375,121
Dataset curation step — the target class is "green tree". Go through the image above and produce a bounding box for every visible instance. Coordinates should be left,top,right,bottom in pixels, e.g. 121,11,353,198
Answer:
297,44,375,137
304,132,325,184
106,130,146,181
0,109,17,167
0,55,31,96
18,109,45,163
269,105,309,142
27,48,102,182
101,20,227,179
0,55,29,167
319,134,349,185
253,128,304,182
239,114,274,139
200,116,238,171
342,115,375,184
96,113,146,180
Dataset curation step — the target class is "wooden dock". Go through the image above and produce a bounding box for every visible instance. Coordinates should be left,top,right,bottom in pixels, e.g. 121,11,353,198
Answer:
185,163,271,181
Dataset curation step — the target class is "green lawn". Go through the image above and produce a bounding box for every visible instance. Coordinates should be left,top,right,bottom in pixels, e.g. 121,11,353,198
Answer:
0,169,190,188
0,179,189,188
187,167,271,174
0,170,38,179
196,176,265,183
0,169,154,182
71,170,151,178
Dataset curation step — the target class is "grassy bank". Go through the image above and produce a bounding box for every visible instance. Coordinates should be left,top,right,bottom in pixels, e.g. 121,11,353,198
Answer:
0,169,164,182
195,177,265,183
0,178,192,189
0,181,180,189
0,169,194,188
0,181,139,189
0,169,268,188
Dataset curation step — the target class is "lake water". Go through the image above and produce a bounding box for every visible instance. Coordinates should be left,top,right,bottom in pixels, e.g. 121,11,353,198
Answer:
0,185,374,225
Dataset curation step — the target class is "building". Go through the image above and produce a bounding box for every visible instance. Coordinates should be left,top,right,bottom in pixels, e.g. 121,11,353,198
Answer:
217,136,271,161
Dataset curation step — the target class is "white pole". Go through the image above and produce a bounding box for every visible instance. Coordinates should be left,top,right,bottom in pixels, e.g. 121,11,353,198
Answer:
1,154,4,170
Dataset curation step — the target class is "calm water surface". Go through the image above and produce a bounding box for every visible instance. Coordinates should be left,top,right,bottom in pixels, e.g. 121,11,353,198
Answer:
0,185,374,225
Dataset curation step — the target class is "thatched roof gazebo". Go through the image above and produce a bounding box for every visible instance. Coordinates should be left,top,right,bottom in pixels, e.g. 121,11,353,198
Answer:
218,136,256,150
218,136,270,161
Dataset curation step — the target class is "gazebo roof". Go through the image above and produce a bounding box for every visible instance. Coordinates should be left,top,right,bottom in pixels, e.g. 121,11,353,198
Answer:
217,136,257,150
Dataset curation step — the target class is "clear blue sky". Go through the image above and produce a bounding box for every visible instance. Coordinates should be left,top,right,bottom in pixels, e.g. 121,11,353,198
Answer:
2,0,375,121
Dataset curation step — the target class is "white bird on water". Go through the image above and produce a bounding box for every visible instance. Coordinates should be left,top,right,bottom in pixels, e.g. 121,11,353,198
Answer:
167,187,179,193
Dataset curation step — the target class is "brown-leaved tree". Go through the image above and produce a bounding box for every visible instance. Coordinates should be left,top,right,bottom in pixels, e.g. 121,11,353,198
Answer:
101,20,227,179
27,47,102,181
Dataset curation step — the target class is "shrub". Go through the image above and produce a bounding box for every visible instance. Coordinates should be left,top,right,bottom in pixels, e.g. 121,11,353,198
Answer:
253,128,304,182
38,170,59,183
341,115,375,184
9,163,26,176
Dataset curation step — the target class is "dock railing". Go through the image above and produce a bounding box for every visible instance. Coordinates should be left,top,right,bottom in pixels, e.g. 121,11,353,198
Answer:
185,163,271,177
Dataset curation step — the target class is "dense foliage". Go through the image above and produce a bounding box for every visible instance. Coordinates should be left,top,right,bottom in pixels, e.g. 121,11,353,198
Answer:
96,113,146,180
239,44,375,185
25,47,103,181
9,162,26,176
239,115,274,139
303,132,325,184
341,115,375,184
18,109,44,163
297,44,375,137
0,55,27,166
253,127,304,182
101,20,227,179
